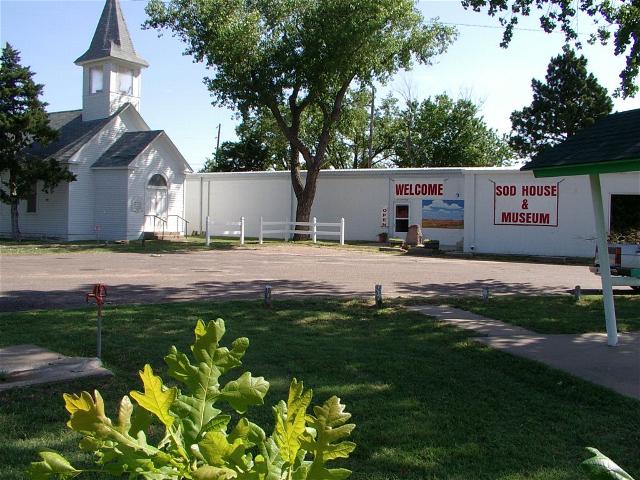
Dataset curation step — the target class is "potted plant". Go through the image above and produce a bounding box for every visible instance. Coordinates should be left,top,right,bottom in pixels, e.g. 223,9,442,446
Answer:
423,238,440,250
377,231,388,243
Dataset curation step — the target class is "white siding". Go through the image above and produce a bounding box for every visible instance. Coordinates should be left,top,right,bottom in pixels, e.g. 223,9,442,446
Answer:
94,169,129,240
0,175,69,239
128,134,186,238
67,107,148,240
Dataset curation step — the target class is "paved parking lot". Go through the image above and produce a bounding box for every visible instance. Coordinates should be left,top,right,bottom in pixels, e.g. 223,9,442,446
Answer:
0,245,605,311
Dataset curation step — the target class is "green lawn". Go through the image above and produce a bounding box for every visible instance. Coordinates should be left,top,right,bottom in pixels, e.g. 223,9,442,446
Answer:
0,237,393,256
437,294,640,334
1,299,638,479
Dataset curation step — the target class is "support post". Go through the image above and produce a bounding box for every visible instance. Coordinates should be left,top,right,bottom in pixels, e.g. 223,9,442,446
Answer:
284,217,289,242
205,215,210,247
240,216,245,245
340,218,345,245
96,313,102,360
590,174,618,346
312,217,317,243
259,217,263,245
482,287,489,302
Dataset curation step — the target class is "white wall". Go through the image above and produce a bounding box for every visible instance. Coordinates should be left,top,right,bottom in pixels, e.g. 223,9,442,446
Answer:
128,135,186,238
94,168,129,240
184,168,640,258
0,175,69,239
463,170,640,257
186,173,292,238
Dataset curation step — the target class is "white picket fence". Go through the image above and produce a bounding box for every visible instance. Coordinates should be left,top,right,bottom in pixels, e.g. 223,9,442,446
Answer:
259,217,345,245
205,216,245,245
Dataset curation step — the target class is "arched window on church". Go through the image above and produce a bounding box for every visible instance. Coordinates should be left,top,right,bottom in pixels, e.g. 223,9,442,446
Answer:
148,174,167,187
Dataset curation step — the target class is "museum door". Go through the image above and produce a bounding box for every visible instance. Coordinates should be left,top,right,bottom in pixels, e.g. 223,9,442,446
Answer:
393,203,409,237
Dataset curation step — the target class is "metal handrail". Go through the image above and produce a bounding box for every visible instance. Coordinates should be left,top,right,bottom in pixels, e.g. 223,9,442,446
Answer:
144,214,167,238
168,214,189,236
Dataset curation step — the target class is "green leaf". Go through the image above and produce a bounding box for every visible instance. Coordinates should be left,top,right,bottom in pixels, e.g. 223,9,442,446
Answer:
130,364,177,428
63,390,110,436
581,448,635,480
220,372,270,413
198,430,246,466
193,465,238,480
27,451,81,479
165,319,264,446
303,396,355,479
273,379,313,465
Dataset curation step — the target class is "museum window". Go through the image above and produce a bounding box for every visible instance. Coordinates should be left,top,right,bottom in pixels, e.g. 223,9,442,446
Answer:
395,204,409,233
90,67,103,93
610,194,640,242
26,182,37,213
148,174,167,187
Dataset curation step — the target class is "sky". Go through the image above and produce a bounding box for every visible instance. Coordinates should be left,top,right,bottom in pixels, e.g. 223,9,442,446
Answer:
1,0,639,172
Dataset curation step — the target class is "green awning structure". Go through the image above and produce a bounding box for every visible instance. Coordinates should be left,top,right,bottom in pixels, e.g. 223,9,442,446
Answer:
521,108,640,346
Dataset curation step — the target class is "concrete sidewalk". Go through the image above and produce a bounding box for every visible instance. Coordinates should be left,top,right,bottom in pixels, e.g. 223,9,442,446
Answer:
0,345,112,392
408,305,640,400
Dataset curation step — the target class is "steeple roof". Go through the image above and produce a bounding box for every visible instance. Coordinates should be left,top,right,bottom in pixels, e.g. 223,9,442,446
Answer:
75,0,149,67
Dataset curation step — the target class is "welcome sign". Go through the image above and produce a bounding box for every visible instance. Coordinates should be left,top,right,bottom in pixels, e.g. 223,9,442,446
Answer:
492,179,561,227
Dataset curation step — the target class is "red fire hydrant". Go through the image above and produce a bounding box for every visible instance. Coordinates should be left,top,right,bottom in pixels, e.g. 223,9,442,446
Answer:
86,284,107,359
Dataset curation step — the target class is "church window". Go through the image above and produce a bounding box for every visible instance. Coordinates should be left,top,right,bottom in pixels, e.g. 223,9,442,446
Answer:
119,68,134,94
148,174,167,187
90,67,103,93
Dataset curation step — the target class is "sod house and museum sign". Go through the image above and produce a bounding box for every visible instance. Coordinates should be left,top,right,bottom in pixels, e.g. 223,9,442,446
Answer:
492,179,561,226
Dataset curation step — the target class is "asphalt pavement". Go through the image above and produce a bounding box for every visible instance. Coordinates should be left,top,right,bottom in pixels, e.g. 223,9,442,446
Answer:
0,245,606,311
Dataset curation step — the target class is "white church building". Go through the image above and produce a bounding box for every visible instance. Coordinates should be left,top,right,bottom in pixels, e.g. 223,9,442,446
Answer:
0,0,192,241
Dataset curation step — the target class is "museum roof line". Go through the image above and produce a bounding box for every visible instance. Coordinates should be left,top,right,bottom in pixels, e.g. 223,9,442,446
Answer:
190,167,521,178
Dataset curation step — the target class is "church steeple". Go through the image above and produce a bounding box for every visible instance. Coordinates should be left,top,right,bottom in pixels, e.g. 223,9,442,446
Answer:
75,0,148,121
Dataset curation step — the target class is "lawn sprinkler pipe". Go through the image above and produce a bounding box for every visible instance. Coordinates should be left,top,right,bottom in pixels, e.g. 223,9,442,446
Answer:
85,284,107,360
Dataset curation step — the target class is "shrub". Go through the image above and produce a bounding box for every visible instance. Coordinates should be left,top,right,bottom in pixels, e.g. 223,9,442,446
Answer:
28,319,356,479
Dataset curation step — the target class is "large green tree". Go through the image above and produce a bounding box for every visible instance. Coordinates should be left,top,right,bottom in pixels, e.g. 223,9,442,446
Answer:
509,46,613,159
461,0,640,98
146,0,455,237
201,111,288,172
394,94,513,167
0,43,75,240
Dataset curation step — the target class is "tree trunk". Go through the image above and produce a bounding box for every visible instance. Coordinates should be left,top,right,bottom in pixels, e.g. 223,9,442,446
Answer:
9,173,21,241
10,199,21,241
293,167,320,241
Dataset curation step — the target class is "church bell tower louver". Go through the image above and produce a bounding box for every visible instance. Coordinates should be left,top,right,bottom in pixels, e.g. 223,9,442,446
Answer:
75,0,149,121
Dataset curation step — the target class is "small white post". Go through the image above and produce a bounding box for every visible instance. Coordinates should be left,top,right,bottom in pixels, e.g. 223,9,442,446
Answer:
375,284,383,308
284,217,289,242
340,217,345,245
264,285,272,308
590,173,618,346
259,217,264,245
205,215,210,247
482,287,489,302
240,216,245,245
312,217,317,243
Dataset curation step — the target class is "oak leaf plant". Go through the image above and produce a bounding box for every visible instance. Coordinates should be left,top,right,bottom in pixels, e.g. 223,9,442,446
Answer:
28,319,356,479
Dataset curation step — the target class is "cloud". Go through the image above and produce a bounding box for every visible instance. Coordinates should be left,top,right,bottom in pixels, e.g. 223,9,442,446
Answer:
423,200,463,211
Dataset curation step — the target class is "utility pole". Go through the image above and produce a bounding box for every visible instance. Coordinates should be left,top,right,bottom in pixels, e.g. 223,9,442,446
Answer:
215,123,221,152
368,85,375,168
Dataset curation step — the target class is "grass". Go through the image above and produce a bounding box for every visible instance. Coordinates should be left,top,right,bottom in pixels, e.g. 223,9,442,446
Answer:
1,299,639,479
0,236,397,256
427,294,640,334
